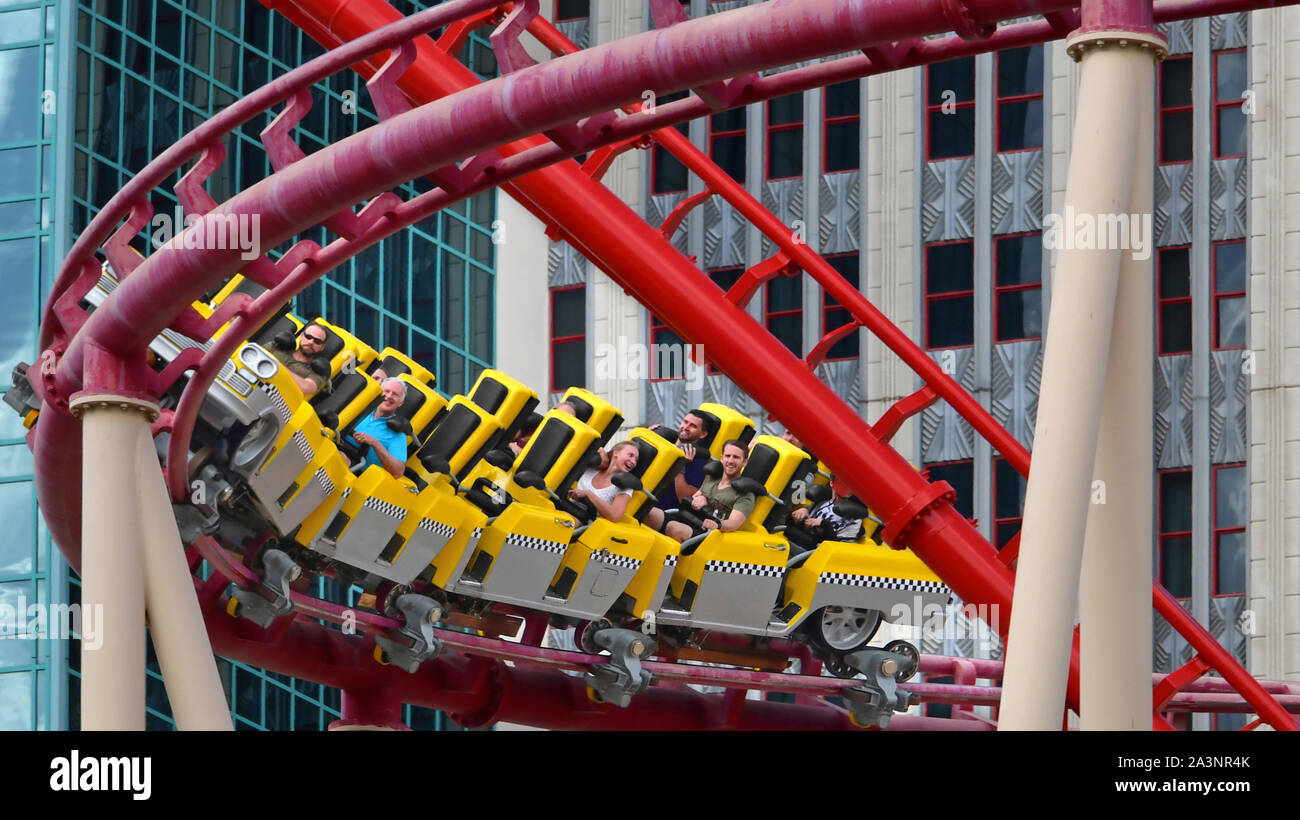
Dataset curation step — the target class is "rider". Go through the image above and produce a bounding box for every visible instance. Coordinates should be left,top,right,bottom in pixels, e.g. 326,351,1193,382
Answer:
568,441,639,521
644,409,715,532
665,439,754,541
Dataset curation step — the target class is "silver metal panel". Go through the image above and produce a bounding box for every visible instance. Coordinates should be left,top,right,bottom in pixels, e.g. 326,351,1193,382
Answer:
759,177,804,256
704,373,759,416
920,348,977,462
1210,594,1249,666
990,340,1043,451
1153,599,1195,674
478,539,568,604
1209,349,1249,464
818,173,861,254
990,150,1043,235
1155,354,1195,469
1158,19,1195,54
555,17,589,49
332,504,406,582
1210,12,1248,50
707,0,748,13
920,158,977,242
647,379,690,428
560,556,640,620
703,195,749,269
682,569,783,632
1154,162,1194,247
814,359,861,407
1209,157,1248,241
648,192,689,254
547,240,587,287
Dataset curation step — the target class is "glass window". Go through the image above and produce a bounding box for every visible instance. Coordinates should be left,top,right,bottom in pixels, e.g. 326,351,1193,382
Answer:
1158,247,1192,355
1213,241,1246,349
765,275,802,357
994,233,1043,342
993,457,1027,549
1214,50,1247,158
926,58,975,160
651,89,690,194
550,286,585,392
766,93,803,180
1159,56,1193,163
555,0,589,20
823,80,860,173
0,47,41,143
996,47,1044,152
710,107,747,184
821,253,859,361
1158,470,1193,599
925,460,973,520
925,241,974,349
1213,463,1247,596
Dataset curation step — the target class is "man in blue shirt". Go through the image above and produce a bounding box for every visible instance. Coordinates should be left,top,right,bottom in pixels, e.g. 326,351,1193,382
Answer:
644,409,714,532
346,378,409,479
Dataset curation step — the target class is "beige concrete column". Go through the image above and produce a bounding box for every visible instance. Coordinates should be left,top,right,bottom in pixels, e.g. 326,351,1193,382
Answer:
1079,40,1158,730
999,33,1165,730
73,395,153,730
135,424,234,731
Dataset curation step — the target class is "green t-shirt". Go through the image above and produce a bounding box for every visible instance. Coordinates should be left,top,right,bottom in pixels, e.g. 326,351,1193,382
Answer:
272,347,327,392
698,475,755,521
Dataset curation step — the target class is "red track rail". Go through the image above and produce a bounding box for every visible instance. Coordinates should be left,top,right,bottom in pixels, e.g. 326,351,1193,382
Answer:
27,0,1298,729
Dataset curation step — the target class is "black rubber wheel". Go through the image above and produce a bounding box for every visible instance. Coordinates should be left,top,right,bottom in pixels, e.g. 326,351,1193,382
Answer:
578,617,613,654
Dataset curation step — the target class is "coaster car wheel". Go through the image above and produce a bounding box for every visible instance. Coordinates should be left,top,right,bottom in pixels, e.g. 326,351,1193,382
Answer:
810,606,884,653
578,617,614,654
883,639,920,682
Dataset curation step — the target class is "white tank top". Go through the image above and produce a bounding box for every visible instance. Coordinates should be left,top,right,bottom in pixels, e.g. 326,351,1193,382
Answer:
577,469,633,505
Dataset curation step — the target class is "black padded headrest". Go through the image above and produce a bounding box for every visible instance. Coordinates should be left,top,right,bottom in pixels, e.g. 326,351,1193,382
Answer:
394,385,426,420
470,376,509,414
516,419,574,481
565,396,594,423
692,409,721,448
741,442,780,485
420,404,479,466
311,372,368,412
372,355,411,378
252,312,297,347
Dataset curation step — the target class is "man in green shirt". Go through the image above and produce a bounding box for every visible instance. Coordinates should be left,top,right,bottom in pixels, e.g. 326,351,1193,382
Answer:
270,322,330,397
665,439,754,541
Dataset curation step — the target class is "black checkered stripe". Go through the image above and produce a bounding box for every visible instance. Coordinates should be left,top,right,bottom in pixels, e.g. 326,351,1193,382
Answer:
259,383,293,423
416,518,459,539
504,533,567,555
705,560,783,578
362,496,408,520
291,430,314,463
663,555,678,568
818,573,950,595
595,552,641,572
314,468,334,497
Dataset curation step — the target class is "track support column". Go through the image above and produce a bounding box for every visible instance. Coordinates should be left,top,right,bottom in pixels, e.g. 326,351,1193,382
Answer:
999,1,1166,729
1078,25,1160,730
72,395,153,730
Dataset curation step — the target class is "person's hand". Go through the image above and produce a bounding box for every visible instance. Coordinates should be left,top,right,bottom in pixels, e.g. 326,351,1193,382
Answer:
690,494,706,510
808,517,823,527
681,442,695,460
791,507,809,523
354,432,373,447
568,488,588,501
701,518,718,531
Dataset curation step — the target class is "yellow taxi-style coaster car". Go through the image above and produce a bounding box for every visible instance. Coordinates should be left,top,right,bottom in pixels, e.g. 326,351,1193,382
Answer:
653,434,951,673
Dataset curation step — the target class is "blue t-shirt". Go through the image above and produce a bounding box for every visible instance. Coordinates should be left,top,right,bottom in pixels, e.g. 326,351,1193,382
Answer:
655,449,708,511
348,412,408,471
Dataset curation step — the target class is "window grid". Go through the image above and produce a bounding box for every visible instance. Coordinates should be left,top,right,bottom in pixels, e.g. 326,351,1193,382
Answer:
992,231,1043,343
0,0,59,734
992,456,1026,550
709,107,747,184
821,253,859,361
1212,48,1247,159
63,0,496,729
924,239,975,350
765,92,803,181
822,79,860,174
1157,246,1192,355
994,47,1044,153
764,275,803,358
550,285,586,393
1212,463,1247,597
1159,54,1193,165
1211,239,1246,351
925,58,975,161
1158,469,1193,601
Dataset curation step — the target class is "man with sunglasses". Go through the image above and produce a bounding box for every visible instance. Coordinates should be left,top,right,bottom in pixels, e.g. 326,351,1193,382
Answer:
271,322,330,397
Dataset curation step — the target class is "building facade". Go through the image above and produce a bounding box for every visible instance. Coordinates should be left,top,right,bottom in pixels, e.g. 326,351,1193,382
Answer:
532,0,1300,727
0,0,499,730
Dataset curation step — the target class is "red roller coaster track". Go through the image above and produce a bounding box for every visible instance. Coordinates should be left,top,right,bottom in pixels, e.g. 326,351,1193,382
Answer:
27,0,1300,730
